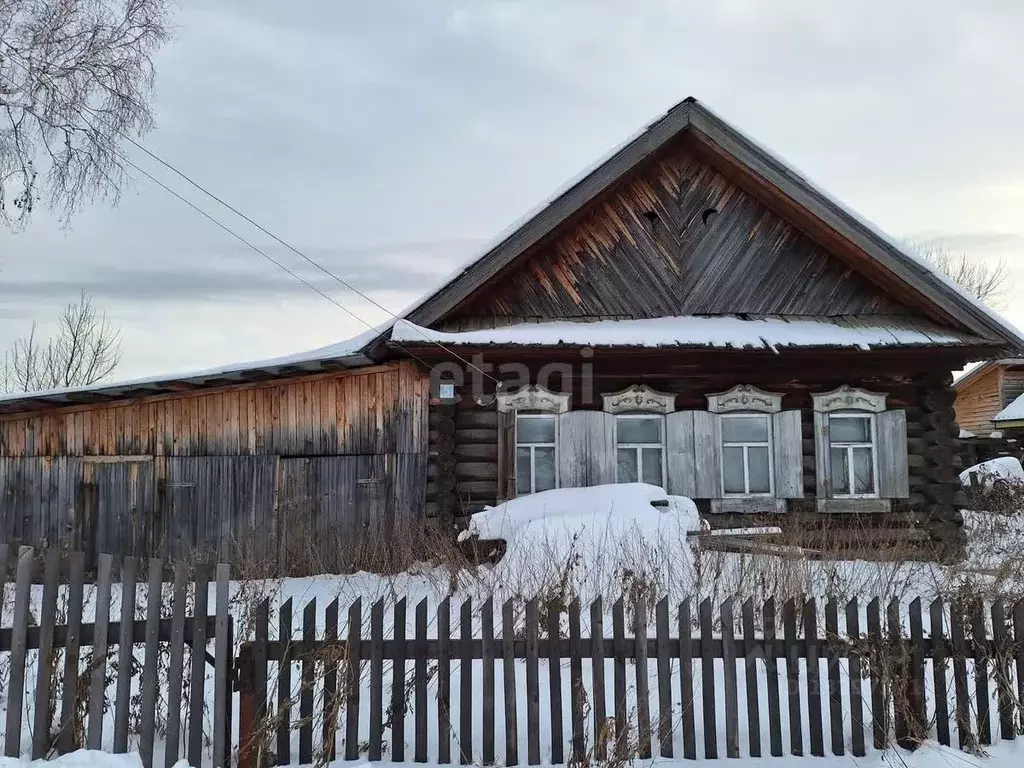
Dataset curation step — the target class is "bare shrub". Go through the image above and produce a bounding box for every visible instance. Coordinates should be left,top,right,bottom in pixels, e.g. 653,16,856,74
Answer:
2,292,122,393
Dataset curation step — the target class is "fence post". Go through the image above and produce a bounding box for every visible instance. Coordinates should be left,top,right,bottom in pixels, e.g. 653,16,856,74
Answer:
236,643,256,768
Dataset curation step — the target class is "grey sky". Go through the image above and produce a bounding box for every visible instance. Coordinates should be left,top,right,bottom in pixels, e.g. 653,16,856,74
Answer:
2,1,1023,379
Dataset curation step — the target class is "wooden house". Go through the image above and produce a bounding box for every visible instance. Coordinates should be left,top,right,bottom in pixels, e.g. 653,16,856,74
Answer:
954,359,1024,436
1,97,1021,563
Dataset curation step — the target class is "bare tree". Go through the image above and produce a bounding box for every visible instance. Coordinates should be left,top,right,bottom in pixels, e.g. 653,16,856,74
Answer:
910,240,1011,309
0,0,170,228
2,292,122,393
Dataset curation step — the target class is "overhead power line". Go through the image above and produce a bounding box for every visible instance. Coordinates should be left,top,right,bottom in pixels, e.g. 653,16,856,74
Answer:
0,40,499,384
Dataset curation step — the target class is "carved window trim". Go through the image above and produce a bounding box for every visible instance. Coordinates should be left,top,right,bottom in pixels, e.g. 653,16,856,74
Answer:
496,385,570,414
812,386,887,414
601,385,676,415
706,385,783,414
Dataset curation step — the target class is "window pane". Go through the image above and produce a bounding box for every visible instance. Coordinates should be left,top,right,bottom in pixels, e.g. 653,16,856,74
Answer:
535,447,556,491
516,447,533,495
723,445,745,493
748,446,771,493
617,416,662,444
618,448,638,483
830,447,850,494
641,447,663,486
722,415,768,443
830,415,871,443
517,415,555,444
852,447,874,494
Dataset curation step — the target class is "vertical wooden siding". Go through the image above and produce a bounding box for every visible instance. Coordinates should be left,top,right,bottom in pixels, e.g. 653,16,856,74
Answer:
0,362,426,458
0,362,430,566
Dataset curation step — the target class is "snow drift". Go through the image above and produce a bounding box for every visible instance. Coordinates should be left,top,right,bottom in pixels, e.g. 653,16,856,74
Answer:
460,484,702,599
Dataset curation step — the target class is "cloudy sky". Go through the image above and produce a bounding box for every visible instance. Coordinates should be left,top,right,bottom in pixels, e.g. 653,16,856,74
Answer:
2,1,1023,380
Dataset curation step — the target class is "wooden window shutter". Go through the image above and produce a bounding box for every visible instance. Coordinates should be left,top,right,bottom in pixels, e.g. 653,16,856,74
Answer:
666,411,697,497
813,410,831,498
496,409,516,502
557,411,616,488
671,409,720,499
772,410,804,499
876,409,910,498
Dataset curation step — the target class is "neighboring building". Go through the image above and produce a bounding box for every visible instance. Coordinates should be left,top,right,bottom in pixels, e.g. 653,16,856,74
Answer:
954,360,1024,436
1,97,1022,563
993,392,1024,437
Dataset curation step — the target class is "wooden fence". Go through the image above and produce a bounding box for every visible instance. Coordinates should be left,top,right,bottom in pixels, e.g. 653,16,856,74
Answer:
0,546,232,768
237,592,1024,767
5,547,1024,767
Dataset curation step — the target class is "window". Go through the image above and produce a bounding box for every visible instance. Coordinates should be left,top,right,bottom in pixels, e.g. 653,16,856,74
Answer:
812,386,888,503
615,414,665,485
828,413,877,497
515,413,557,495
720,413,773,495
497,386,570,498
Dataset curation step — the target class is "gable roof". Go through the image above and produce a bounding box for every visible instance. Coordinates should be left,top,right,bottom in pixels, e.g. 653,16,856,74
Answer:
399,98,1024,354
0,330,377,414
0,97,1021,417
954,359,1024,392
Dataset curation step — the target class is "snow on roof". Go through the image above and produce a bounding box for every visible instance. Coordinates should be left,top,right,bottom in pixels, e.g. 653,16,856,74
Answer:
994,393,1024,424
0,326,380,407
390,315,985,352
690,101,1024,352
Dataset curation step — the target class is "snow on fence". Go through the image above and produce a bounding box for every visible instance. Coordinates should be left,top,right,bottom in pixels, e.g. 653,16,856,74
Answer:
0,545,232,768
237,591,1024,767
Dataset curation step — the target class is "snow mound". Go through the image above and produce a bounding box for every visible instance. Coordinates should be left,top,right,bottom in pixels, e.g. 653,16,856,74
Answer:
461,484,701,599
960,456,1024,487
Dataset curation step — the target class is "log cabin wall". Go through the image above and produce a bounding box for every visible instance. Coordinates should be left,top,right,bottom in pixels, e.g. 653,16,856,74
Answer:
426,351,964,551
0,360,429,569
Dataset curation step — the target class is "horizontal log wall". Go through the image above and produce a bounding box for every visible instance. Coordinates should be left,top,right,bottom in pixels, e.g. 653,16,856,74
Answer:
425,351,964,550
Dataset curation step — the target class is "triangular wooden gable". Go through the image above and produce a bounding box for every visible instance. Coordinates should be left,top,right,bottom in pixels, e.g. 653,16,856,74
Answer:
444,143,909,327
401,99,1024,355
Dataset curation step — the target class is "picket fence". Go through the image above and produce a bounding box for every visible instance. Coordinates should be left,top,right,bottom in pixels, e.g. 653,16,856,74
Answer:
4,545,1024,767
0,546,232,768
237,591,1024,767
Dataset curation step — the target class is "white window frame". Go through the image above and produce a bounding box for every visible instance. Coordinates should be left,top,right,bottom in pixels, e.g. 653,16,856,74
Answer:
827,412,879,499
497,386,570,497
812,386,887,502
719,412,775,497
614,413,666,486
602,385,674,488
515,412,559,495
